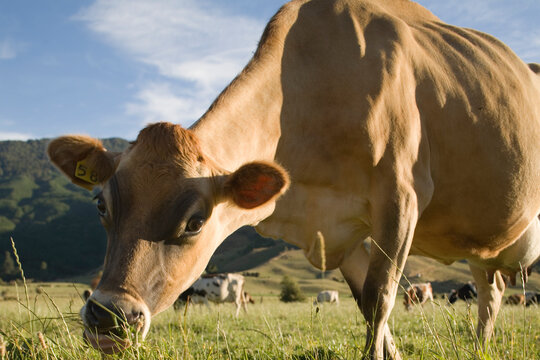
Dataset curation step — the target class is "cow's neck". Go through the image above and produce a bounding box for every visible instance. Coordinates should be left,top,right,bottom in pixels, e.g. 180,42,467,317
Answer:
190,59,283,172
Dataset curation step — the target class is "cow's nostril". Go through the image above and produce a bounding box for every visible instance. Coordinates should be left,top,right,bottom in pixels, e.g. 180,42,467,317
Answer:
84,299,146,331
86,300,117,330
126,310,142,325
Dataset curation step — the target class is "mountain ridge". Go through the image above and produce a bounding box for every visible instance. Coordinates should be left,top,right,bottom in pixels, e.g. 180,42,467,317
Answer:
0,138,285,281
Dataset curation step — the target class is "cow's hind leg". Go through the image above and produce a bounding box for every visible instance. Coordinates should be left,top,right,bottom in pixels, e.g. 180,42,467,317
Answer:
469,263,505,346
340,240,401,360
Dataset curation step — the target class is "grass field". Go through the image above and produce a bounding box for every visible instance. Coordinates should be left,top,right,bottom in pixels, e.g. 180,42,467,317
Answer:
1,278,539,360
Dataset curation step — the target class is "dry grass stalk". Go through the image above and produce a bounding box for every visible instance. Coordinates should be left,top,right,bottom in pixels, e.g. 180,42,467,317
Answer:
37,332,47,350
0,335,6,358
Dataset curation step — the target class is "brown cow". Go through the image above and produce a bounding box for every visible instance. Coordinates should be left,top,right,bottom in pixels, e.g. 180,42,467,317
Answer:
505,293,525,305
505,292,538,306
403,283,433,311
47,0,540,358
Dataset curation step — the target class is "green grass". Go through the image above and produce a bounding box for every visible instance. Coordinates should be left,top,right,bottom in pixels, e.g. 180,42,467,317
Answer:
1,281,539,360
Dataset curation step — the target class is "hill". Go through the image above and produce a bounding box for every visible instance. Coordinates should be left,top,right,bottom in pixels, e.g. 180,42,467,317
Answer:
0,138,288,281
241,249,540,298
0,138,129,280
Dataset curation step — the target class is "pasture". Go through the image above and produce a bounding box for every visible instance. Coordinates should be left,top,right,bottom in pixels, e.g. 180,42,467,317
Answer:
1,276,539,360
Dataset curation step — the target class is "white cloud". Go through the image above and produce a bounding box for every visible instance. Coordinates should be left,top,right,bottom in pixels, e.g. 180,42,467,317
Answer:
0,131,34,141
75,0,265,127
125,82,207,125
0,39,18,60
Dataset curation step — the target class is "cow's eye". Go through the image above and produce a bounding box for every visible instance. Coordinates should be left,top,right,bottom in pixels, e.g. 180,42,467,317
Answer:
185,216,204,235
96,198,107,217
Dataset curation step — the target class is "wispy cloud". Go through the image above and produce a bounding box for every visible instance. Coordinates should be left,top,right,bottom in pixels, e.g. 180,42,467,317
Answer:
0,39,20,60
75,0,265,127
0,131,34,141
125,82,207,124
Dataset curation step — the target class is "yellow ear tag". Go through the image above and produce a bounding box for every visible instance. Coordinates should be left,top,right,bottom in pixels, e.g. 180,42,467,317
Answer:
75,160,99,186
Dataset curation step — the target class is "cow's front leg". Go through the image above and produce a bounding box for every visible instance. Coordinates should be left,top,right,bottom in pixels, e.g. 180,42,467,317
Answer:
469,263,505,345
340,240,401,360
362,183,418,360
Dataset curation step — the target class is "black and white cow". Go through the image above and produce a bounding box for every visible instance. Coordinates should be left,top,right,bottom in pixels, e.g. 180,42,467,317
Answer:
448,282,478,304
174,273,247,316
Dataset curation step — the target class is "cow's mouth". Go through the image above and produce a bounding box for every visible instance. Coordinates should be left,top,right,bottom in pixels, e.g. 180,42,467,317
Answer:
83,329,133,354
82,309,151,354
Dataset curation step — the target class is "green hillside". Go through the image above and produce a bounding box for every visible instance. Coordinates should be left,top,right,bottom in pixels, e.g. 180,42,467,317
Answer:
241,249,540,299
0,138,130,280
0,138,287,281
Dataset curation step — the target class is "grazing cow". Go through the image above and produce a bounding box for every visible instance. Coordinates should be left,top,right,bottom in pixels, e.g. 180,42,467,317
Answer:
526,292,540,307
403,283,433,310
174,273,247,316
505,292,538,306
243,291,255,305
505,293,525,305
47,0,540,357
314,290,340,305
448,282,478,304
173,287,208,309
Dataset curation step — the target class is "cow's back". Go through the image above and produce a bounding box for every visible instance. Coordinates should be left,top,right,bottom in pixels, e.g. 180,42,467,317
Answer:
257,0,540,268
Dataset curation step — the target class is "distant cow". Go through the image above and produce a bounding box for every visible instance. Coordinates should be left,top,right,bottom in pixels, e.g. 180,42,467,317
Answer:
173,287,209,309
526,292,540,307
403,283,433,310
243,291,255,305
505,292,539,306
314,290,339,305
448,282,478,304
174,273,247,316
505,293,525,305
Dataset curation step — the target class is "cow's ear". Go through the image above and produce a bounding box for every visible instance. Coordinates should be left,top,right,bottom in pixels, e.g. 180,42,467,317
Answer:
224,161,290,209
47,135,119,190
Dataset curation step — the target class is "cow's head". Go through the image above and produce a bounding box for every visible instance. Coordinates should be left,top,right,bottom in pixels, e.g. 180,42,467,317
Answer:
47,122,289,353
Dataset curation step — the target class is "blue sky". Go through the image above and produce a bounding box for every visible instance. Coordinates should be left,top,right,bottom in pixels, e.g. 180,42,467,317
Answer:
1,0,539,141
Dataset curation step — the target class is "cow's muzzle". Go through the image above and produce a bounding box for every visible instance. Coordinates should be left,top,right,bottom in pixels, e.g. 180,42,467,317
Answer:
81,291,151,354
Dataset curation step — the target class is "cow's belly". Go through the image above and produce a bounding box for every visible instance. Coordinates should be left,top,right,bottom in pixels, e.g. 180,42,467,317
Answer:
257,182,372,270
412,209,540,265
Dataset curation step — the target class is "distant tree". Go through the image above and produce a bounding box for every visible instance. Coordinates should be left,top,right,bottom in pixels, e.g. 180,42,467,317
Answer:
1,251,18,280
279,275,305,302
